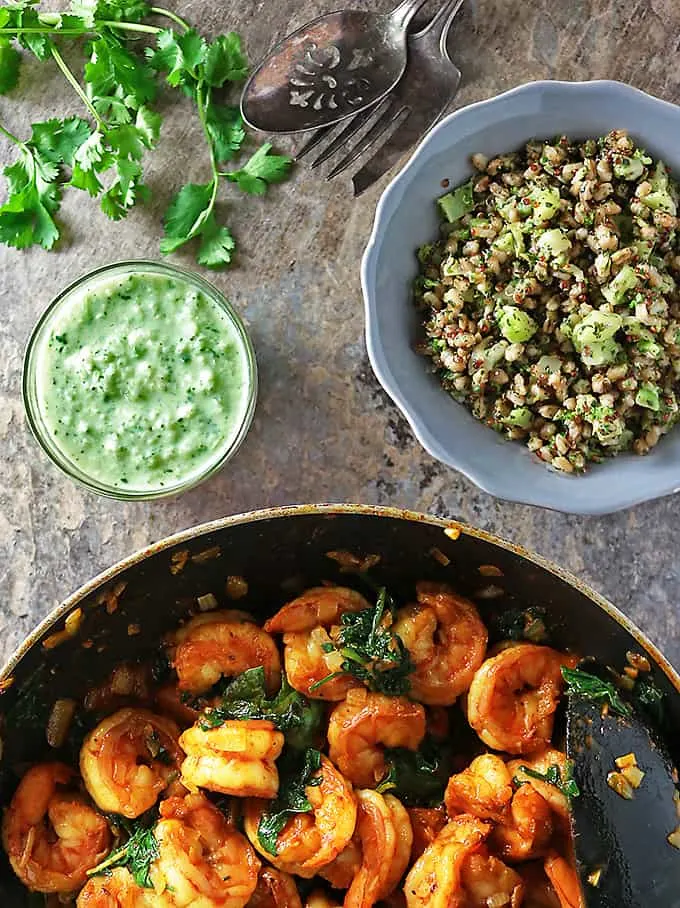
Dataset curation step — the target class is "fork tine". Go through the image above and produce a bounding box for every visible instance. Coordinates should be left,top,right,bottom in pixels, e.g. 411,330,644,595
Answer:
311,98,393,168
326,103,410,181
294,125,335,161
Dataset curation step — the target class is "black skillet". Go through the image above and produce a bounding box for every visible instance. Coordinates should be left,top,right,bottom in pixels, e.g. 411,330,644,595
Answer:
0,504,678,906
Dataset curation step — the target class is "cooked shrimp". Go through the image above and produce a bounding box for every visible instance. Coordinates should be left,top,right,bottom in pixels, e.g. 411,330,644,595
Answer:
492,785,554,861
77,867,169,907
466,644,573,754
327,689,426,788
155,682,201,727
344,790,412,908
444,753,514,823
318,836,362,889
407,807,447,863
247,868,302,908
394,582,487,706
507,750,572,823
404,814,491,908
2,763,111,894
266,587,370,701
243,755,356,877
519,862,561,908
283,627,362,701
543,852,584,908
180,719,284,798
264,587,370,634
461,850,524,907
172,611,281,695
80,708,183,818
154,792,260,907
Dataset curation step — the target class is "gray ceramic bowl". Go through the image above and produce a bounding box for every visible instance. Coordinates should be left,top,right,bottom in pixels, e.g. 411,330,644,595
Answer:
362,80,680,515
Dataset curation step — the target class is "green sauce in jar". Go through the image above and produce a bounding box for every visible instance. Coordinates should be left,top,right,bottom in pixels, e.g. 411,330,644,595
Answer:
25,263,256,498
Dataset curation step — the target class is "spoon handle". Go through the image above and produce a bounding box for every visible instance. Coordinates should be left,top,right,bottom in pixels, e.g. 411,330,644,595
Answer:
391,0,431,32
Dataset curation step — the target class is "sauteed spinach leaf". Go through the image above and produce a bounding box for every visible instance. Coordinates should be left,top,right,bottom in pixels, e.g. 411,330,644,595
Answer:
377,737,454,806
513,762,580,800
200,667,323,750
257,748,322,856
88,812,159,888
562,666,632,718
311,587,413,696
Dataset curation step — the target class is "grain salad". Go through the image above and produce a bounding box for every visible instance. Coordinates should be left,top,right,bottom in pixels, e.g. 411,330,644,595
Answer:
415,130,680,472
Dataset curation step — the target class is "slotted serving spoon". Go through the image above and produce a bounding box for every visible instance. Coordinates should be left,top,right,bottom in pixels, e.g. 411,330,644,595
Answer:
240,0,429,134
565,666,680,906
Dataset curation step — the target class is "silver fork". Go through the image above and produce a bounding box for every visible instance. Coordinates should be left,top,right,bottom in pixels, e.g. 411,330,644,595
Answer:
294,0,465,195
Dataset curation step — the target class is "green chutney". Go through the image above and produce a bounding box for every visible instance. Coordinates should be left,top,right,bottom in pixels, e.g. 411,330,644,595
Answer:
33,269,253,494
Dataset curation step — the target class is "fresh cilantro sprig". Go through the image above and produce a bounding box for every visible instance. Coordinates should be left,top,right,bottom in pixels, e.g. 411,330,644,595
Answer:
199,666,324,751
0,0,292,267
561,666,632,718
513,762,580,800
87,814,159,888
257,748,323,856
310,587,414,696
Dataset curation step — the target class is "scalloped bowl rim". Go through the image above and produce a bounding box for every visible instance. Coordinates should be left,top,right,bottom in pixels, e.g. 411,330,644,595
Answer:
362,80,680,515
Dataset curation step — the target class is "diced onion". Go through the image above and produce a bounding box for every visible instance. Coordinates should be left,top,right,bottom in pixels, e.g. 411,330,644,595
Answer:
607,771,633,799
614,752,637,769
197,593,219,611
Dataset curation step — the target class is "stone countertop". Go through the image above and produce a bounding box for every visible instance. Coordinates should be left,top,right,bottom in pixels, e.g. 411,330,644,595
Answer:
1,0,679,669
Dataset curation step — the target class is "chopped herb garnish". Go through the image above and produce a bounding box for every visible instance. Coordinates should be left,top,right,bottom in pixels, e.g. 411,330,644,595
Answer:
257,748,322,856
200,667,323,750
562,666,632,718
88,815,159,888
514,761,580,800
310,587,413,696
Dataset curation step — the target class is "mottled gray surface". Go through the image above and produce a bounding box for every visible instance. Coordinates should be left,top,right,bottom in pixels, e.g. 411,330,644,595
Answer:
1,0,679,669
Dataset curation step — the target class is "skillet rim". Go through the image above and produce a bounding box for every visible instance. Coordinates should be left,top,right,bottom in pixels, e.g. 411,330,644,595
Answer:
1,502,678,699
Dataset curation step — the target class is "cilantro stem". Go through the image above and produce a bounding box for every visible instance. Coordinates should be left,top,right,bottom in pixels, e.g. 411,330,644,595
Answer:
150,7,191,31
0,27,87,34
100,20,162,34
50,45,104,129
0,122,24,147
196,83,220,212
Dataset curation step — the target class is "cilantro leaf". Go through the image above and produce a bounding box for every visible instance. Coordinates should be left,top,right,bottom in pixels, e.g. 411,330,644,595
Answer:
225,143,293,196
6,6,54,61
0,143,63,249
257,749,322,856
0,186,60,249
72,0,151,23
161,181,213,253
204,104,245,163
28,117,92,166
204,32,248,86
70,163,103,196
197,215,236,269
0,39,21,94
147,28,206,89
85,33,156,109
100,157,146,219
